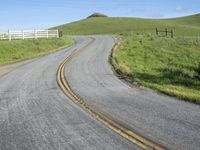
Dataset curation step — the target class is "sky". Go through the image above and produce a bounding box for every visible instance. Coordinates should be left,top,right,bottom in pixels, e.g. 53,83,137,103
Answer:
0,0,199,31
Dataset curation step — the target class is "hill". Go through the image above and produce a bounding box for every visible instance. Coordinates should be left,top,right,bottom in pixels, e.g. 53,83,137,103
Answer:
171,13,200,27
53,13,200,36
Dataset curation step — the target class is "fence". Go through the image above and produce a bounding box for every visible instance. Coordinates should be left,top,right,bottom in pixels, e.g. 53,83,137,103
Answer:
0,29,59,41
156,28,174,38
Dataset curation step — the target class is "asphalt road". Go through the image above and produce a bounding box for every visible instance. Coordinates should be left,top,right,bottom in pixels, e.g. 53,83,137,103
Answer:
0,37,140,150
65,36,200,150
0,36,200,150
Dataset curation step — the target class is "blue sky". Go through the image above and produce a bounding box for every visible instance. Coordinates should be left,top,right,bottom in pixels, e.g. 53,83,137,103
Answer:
0,0,199,31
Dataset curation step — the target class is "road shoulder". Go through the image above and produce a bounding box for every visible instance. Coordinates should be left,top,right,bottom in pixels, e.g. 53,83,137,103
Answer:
0,60,34,76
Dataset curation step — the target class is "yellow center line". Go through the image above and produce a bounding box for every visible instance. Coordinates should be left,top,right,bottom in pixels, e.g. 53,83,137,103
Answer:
57,37,166,150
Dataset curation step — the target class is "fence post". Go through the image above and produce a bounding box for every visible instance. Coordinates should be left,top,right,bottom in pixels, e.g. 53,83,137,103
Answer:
34,29,37,39
8,30,11,41
57,30,59,38
22,30,24,40
165,28,168,37
47,30,49,38
156,28,158,35
171,30,173,38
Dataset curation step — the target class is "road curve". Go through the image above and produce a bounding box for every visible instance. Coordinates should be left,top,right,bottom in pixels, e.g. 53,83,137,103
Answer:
0,37,140,150
65,36,200,150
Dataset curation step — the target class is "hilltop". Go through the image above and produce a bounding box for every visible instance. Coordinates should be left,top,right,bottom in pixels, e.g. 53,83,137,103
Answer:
87,13,108,18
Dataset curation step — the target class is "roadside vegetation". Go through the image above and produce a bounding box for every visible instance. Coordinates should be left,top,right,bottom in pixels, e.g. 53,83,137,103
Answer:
0,37,74,65
111,34,200,103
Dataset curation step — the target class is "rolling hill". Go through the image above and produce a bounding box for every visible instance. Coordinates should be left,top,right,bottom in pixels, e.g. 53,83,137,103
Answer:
53,13,200,36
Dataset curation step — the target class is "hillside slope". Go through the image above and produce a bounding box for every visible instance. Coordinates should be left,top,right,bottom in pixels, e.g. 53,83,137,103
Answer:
171,13,200,27
53,14,200,36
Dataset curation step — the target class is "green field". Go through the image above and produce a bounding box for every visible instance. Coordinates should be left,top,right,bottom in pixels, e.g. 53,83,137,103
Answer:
111,34,200,103
54,14,200,36
0,38,74,65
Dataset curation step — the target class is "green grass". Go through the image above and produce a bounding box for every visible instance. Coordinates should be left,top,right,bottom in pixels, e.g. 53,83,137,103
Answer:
53,14,200,36
111,34,200,103
0,37,74,65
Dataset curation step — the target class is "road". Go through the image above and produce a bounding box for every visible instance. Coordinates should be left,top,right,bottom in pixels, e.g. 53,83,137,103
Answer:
0,37,139,150
64,36,200,150
0,36,200,150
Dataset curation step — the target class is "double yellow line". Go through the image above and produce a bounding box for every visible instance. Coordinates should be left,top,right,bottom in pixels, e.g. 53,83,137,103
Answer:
57,37,165,150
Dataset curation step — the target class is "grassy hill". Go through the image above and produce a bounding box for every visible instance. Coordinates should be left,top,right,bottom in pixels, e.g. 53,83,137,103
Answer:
53,14,200,36
171,13,200,27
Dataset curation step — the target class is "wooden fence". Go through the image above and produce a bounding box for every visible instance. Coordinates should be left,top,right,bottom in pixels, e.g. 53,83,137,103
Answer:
156,28,174,38
0,29,59,41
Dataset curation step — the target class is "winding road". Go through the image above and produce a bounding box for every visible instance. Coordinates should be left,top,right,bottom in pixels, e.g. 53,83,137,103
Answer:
0,36,200,150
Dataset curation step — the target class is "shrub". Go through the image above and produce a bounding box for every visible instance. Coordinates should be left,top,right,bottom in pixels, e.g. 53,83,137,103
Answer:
197,62,200,76
87,13,108,18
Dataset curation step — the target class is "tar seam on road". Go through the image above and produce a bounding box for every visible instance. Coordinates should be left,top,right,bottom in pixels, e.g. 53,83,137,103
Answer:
56,37,166,150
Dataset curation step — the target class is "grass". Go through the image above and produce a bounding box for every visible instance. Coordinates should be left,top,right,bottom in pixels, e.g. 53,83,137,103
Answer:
111,34,200,103
0,37,74,65
53,13,200,36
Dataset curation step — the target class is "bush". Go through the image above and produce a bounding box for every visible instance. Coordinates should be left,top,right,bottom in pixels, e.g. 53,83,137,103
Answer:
197,62,200,75
87,13,108,18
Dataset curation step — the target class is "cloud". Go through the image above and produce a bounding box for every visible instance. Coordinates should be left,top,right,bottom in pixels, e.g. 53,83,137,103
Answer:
176,5,187,13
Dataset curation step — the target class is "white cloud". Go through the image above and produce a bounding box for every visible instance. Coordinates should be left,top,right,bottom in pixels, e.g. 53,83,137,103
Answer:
176,5,187,13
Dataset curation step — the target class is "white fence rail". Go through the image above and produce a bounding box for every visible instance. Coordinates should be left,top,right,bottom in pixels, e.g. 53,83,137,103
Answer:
0,30,59,41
